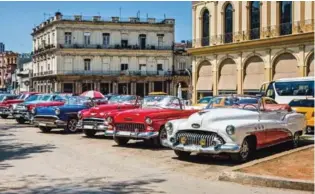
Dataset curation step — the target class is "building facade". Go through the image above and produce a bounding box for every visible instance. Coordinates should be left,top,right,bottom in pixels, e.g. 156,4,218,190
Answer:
16,61,33,92
31,12,190,96
0,43,5,53
0,51,18,91
190,1,314,102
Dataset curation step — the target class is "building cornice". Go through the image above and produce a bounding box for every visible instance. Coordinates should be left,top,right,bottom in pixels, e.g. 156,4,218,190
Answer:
188,33,314,55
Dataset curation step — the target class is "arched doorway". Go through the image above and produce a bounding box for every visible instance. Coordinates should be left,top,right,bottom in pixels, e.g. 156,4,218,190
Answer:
307,53,314,76
218,58,237,94
273,53,298,80
243,56,264,95
196,61,212,99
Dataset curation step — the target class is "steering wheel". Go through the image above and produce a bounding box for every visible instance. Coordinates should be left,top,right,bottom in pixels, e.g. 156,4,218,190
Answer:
242,104,258,111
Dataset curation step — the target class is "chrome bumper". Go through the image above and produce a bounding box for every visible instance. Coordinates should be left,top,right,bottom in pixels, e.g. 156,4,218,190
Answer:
0,108,11,115
77,120,109,131
13,111,31,120
164,141,241,154
33,116,66,128
114,131,159,139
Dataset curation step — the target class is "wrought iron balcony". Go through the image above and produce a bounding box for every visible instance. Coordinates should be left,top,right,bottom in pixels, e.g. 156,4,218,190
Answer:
31,70,174,77
191,20,314,48
58,44,173,51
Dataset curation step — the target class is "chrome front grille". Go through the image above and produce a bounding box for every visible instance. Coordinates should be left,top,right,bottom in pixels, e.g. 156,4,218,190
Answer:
175,131,225,147
115,123,145,132
82,118,105,125
34,116,57,122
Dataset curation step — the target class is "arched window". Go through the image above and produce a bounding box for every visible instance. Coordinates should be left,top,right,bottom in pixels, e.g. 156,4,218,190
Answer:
250,1,260,39
279,1,292,35
224,3,233,43
202,9,210,46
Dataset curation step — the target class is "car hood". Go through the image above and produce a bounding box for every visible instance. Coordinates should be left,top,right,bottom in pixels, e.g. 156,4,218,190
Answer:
36,104,87,116
178,108,259,131
114,108,182,122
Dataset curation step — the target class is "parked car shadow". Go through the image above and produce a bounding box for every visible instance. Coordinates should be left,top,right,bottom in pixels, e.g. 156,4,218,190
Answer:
37,129,83,135
0,135,56,170
112,141,170,151
81,134,113,140
0,175,166,194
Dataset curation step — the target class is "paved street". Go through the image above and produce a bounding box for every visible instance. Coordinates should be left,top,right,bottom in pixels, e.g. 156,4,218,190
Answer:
0,119,311,194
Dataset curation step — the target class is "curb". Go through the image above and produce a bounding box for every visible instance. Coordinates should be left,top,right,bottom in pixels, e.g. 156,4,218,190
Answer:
219,144,314,191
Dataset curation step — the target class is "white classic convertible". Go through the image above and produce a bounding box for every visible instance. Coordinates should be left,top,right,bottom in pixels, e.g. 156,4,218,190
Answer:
163,101,306,162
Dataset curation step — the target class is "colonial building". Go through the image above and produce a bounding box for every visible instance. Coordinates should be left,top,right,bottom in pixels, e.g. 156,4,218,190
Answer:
31,12,190,96
190,1,314,102
0,51,18,91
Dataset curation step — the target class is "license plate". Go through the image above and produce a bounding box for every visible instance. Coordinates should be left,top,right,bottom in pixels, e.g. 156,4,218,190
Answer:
0,111,3,114
39,123,46,126
84,125,94,129
15,114,21,118
119,131,131,136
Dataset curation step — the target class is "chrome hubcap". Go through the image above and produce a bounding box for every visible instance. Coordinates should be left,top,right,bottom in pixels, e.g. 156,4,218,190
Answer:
159,129,167,143
240,140,249,159
68,119,77,132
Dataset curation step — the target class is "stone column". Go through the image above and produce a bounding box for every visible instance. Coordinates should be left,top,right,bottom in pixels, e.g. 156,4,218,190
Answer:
169,81,173,96
237,53,243,94
166,82,170,94
298,45,306,77
57,81,62,92
265,49,272,82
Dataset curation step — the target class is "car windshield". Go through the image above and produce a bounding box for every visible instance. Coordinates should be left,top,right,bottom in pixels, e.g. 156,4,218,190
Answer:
108,95,137,104
0,95,6,102
18,94,26,99
198,97,212,104
142,96,181,109
25,95,40,102
66,96,92,105
40,95,52,101
289,99,314,107
236,98,258,105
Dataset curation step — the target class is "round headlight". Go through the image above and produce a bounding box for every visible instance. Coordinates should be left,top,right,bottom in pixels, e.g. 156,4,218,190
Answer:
165,122,173,135
107,116,113,123
77,111,82,119
100,112,105,116
31,107,36,114
145,117,152,125
55,108,60,115
226,125,235,135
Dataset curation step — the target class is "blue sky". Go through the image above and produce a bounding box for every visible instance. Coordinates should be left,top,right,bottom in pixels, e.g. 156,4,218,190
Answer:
0,1,192,53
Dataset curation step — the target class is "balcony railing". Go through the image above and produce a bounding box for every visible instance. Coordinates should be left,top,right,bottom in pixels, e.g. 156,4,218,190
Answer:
31,70,181,77
58,44,173,51
191,20,314,48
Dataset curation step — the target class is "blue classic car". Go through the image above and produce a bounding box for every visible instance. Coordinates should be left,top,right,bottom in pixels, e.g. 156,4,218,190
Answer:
13,94,67,124
33,96,94,133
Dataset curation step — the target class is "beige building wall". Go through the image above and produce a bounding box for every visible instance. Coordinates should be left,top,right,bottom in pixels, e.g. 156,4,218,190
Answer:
191,1,314,103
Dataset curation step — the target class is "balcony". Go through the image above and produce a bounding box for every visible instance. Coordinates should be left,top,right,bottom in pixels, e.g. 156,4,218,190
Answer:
191,20,314,48
33,44,56,55
31,70,177,77
58,44,173,51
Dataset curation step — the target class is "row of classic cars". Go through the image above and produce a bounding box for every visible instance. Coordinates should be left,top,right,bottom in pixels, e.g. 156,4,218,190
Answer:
0,92,310,163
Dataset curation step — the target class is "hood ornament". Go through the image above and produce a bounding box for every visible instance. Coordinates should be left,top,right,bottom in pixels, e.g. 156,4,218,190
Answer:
192,123,200,128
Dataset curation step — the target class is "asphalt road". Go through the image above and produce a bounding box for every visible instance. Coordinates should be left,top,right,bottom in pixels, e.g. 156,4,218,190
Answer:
0,119,312,194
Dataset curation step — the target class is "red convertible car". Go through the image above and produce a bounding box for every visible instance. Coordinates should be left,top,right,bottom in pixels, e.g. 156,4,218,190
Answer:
78,95,141,137
110,95,198,147
0,94,19,118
